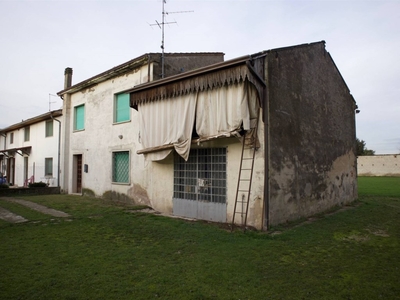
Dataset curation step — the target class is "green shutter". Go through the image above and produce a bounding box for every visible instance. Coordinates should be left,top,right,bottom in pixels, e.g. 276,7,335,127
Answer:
75,105,85,130
115,94,130,123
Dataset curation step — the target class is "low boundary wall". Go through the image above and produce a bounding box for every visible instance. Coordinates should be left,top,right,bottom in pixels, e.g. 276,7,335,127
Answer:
358,155,400,176
0,187,61,197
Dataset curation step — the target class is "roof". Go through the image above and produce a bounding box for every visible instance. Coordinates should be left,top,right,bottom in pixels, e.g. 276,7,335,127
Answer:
57,52,224,96
128,41,356,107
0,110,62,133
128,54,267,109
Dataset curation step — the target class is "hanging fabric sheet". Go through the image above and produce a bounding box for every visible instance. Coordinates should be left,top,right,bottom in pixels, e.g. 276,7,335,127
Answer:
137,80,259,161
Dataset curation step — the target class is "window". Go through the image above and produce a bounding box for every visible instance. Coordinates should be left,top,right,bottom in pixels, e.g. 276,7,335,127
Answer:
45,158,53,177
174,148,226,203
46,120,53,137
10,132,14,144
112,151,129,183
114,93,130,123
74,104,85,131
24,127,30,142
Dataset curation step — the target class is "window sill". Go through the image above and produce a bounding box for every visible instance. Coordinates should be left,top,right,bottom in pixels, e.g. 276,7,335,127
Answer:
112,182,130,186
73,129,85,133
113,120,131,125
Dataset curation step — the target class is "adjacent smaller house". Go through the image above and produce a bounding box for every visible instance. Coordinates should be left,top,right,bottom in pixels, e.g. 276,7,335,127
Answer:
0,110,62,187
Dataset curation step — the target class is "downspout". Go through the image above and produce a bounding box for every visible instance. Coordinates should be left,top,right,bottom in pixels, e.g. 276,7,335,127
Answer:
50,112,61,188
0,133,6,177
263,57,270,231
147,54,151,83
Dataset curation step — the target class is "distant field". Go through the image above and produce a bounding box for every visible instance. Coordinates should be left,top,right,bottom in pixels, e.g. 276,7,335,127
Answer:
358,176,400,197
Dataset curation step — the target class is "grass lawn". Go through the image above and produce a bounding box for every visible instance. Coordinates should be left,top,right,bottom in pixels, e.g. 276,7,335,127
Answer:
0,178,399,299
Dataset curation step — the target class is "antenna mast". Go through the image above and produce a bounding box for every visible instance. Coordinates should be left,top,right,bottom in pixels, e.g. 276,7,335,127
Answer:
150,0,193,78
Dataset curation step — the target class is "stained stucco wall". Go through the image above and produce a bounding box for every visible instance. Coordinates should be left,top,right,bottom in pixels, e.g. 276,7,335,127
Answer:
267,42,357,226
358,155,400,176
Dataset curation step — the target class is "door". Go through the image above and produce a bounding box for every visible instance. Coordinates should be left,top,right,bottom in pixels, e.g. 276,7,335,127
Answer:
7,157,15,185
24,157,28,186
73,154,82,193
173,148,227,222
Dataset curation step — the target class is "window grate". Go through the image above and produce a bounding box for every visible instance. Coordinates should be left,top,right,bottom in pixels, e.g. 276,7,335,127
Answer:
112,151,129,183
173,148,226,203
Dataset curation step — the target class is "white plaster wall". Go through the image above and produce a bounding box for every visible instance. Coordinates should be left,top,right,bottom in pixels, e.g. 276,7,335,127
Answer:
66,64,151,198
3,118,61,187
358,155,400,176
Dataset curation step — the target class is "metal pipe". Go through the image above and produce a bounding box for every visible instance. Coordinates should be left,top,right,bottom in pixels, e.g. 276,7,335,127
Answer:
50,112,61,188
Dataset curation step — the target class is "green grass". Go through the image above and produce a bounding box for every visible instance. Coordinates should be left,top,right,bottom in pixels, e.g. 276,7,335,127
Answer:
0,179,399,299
358,176,400,197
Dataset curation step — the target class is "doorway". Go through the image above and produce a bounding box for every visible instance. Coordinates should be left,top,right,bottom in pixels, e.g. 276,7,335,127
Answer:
73,154,82,193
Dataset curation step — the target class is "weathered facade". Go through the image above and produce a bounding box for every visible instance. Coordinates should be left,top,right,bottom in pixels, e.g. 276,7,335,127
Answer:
0,110,62,187
57,52,224,202
358,155,400,176
128,41,358,229
58,41,357,230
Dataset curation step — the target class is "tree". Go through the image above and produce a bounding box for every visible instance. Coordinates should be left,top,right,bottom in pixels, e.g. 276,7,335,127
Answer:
356,138,375,156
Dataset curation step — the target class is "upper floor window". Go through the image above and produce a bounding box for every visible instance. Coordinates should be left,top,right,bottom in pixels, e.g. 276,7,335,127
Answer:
46,120,53,137
74,104,85,131
10,132,14,144
24,126,30,142
114,93,130,123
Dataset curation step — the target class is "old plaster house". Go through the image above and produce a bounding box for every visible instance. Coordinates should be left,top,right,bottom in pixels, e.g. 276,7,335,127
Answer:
59,41,358,230
0,110,62,187
57,52,224,197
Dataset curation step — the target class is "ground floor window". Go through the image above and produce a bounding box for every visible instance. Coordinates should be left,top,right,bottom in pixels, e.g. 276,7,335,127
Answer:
112,151,129,183
174,148,226,203
45,158,53,176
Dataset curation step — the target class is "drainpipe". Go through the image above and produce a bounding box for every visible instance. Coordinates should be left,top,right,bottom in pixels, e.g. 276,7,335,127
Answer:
0,133,6,177
50,112,61,188
147,54,151,82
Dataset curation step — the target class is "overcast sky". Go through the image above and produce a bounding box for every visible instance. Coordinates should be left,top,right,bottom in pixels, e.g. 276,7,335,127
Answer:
0,0,399,154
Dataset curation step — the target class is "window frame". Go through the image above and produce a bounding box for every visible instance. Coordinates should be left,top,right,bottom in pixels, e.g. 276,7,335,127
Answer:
45,120,54,137
112,151,130,184
114,93,131,124
74,104,85,131
45,157,53,177
10,132,14,144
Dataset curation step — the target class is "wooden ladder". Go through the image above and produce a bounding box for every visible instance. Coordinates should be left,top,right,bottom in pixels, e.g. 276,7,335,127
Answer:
231,110,260,230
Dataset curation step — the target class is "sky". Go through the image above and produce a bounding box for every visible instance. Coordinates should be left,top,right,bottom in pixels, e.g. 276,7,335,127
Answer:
0,0,399,154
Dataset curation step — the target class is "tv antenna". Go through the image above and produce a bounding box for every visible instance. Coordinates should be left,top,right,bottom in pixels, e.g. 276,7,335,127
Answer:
149,0,193,78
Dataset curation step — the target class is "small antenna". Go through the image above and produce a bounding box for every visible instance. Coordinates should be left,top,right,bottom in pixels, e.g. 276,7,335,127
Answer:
149,0,193,78
49,94,58,111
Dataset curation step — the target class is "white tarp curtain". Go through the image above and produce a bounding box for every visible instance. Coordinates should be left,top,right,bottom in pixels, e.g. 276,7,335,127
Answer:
138,81,259,161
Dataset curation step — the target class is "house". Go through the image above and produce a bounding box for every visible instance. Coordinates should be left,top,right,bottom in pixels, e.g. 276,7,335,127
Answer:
57,52,224,199
127,41,358,229
0,110,62,187
58,41,358,230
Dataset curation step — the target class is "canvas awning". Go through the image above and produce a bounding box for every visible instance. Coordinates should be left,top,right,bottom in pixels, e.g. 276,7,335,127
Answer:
129,57,265,161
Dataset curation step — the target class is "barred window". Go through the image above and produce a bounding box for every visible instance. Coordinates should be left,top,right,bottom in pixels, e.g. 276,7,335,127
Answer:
112,151,129,183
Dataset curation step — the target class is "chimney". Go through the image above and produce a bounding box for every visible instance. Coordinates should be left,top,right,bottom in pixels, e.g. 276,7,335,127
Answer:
64,67,73,89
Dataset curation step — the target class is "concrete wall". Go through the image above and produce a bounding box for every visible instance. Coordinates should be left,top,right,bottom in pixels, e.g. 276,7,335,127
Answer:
266,42,358,226
358,155,400,176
